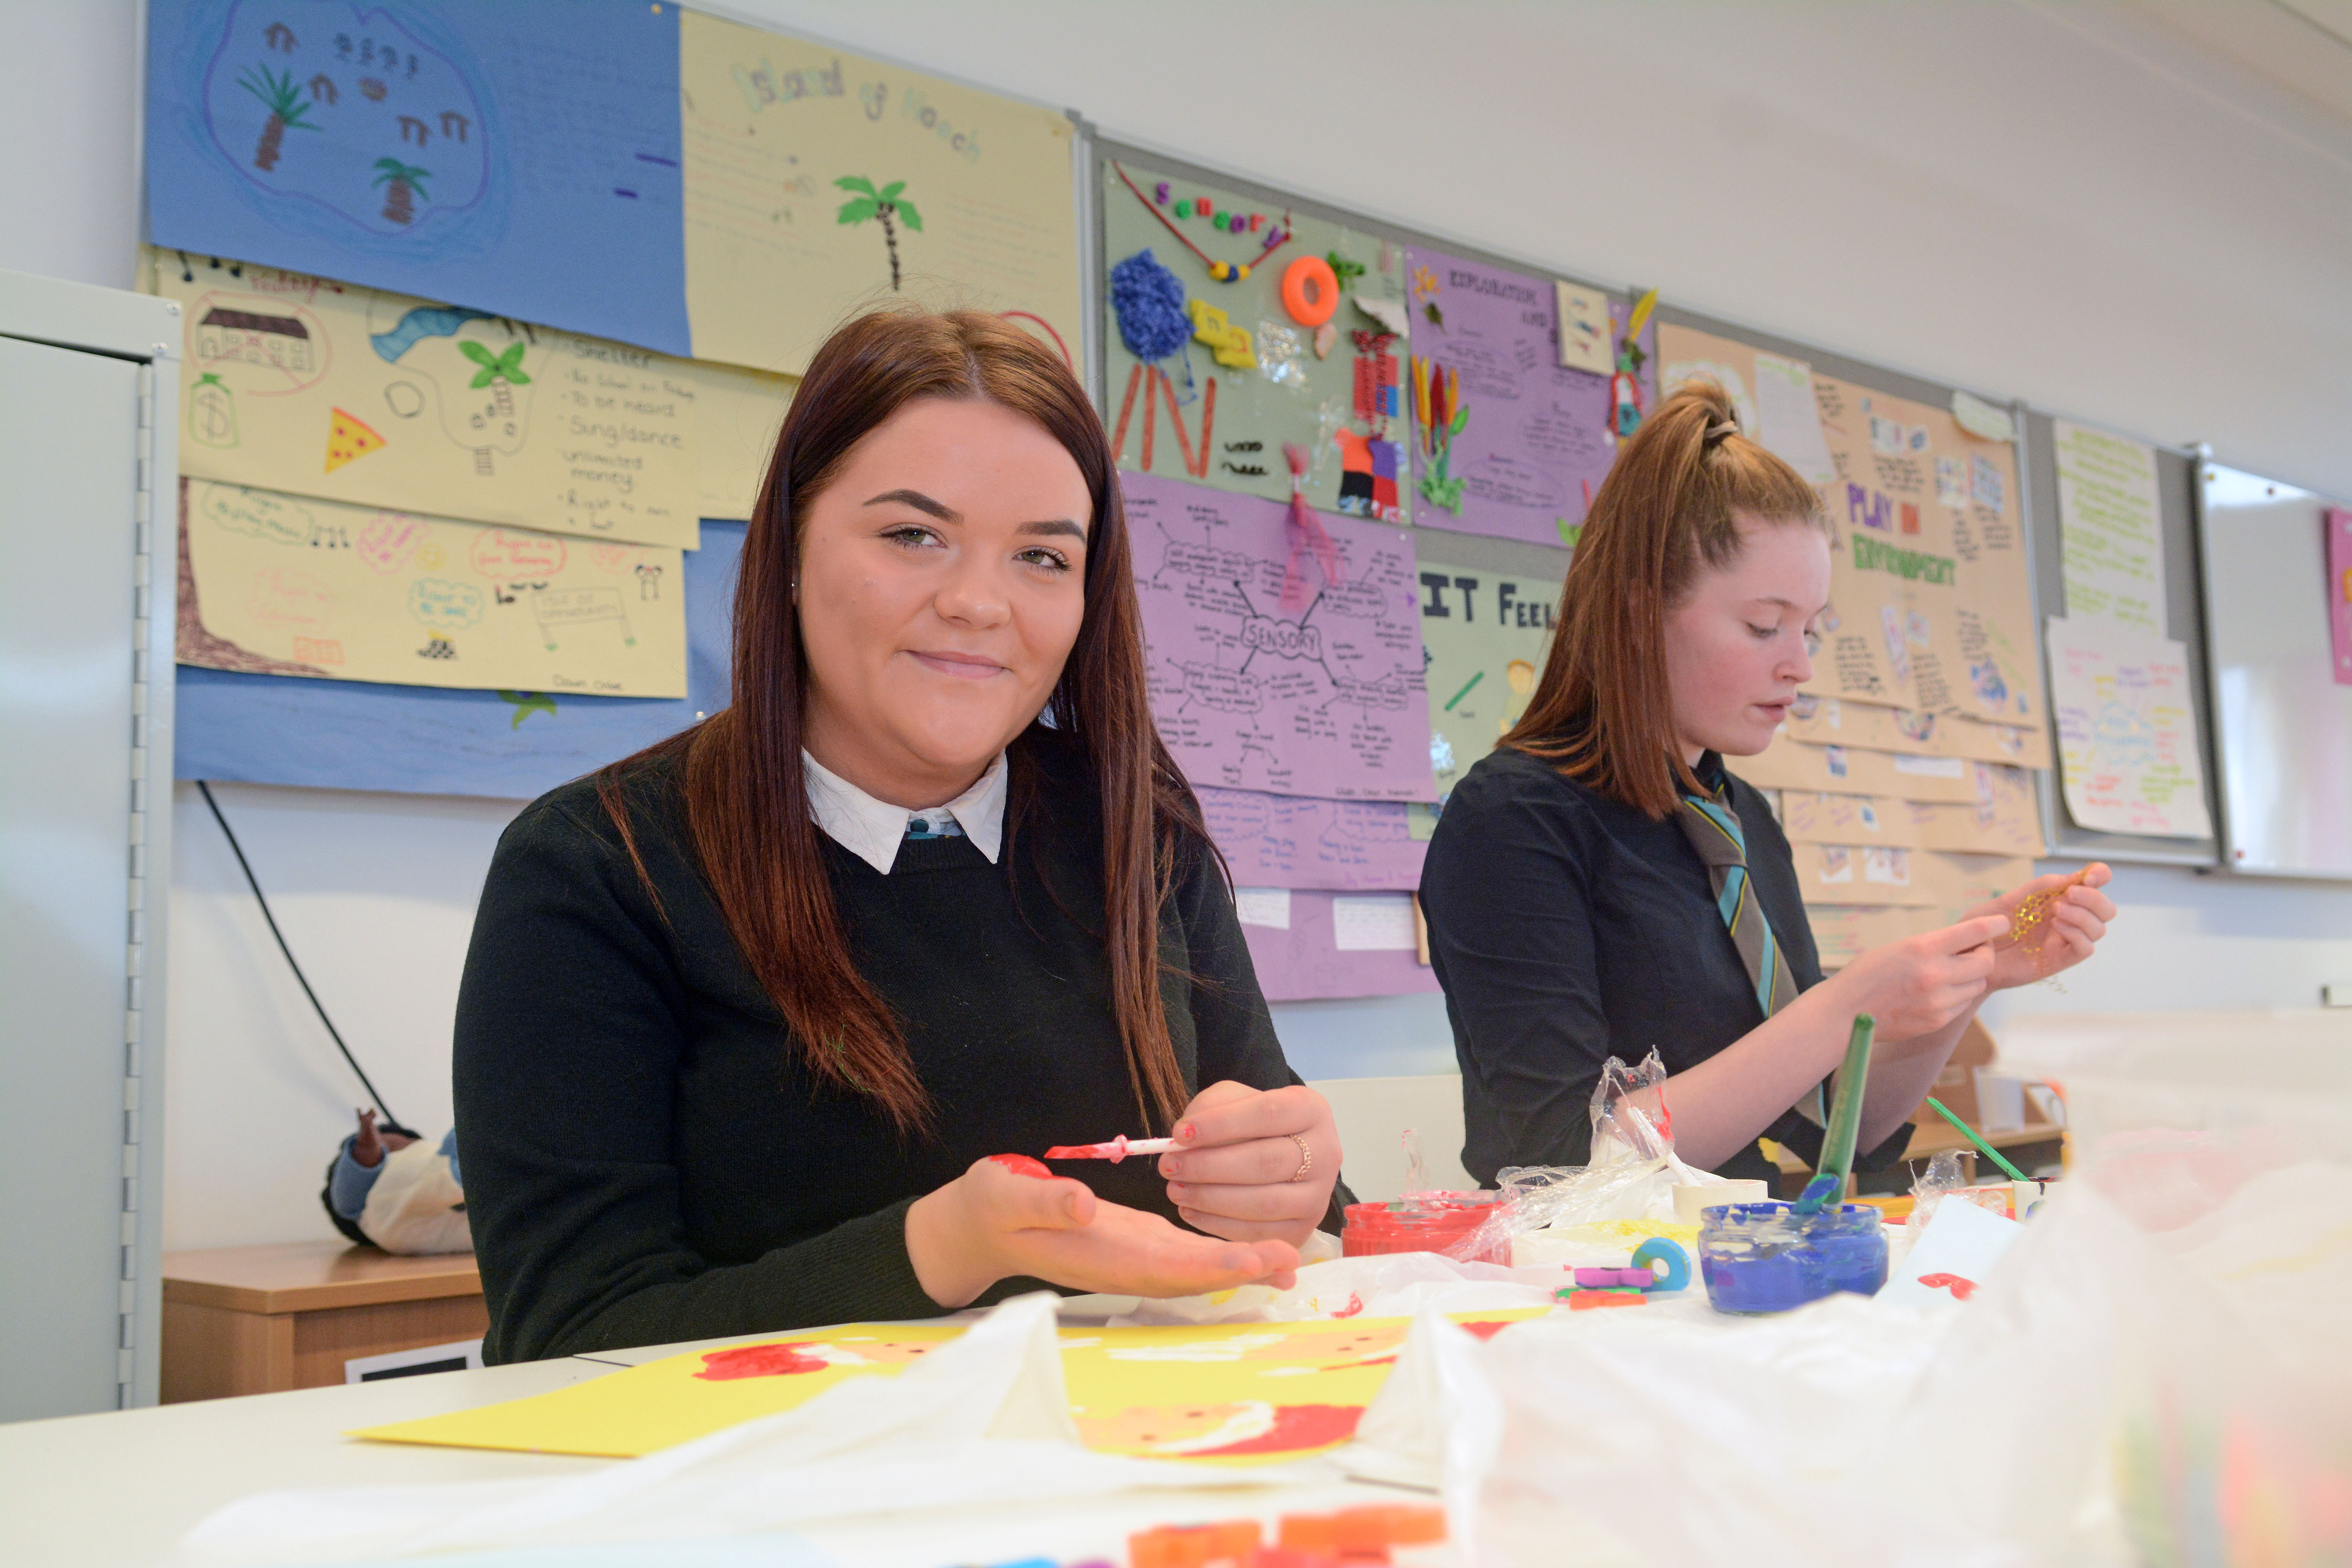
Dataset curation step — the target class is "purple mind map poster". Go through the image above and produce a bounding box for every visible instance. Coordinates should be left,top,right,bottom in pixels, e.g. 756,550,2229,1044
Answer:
1195,788,1423,892
1234,888,1439,1003
1401,247,1654,549
1123,470,1437,803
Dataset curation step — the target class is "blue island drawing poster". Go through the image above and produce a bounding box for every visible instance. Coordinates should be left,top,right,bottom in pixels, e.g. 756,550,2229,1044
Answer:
145,0,690,356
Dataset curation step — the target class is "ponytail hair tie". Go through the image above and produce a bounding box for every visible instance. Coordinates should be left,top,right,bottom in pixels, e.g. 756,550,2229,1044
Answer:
1704,418,1739,444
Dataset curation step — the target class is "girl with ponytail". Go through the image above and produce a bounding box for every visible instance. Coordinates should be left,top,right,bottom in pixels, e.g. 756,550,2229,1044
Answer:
1419,378,2116,1185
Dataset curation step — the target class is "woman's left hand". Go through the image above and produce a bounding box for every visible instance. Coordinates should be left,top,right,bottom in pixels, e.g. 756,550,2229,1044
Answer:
1157,1080,1341,1247
1967,863,2116,991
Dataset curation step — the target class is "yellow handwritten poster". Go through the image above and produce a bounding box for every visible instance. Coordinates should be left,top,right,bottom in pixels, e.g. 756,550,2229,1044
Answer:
178,479,686,697
1657,325,2042,731
693,361,794,520
354,1312,1539,1462
679,11,1083,377
152,253,705,549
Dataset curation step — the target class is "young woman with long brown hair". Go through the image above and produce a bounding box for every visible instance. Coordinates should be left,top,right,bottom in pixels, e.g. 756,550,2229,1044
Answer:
1419,378,2116,1188
454,309,1343,1362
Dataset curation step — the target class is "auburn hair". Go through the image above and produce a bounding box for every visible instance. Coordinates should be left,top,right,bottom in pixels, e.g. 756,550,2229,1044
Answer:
597,307,1207,1138
1503,376,1829,819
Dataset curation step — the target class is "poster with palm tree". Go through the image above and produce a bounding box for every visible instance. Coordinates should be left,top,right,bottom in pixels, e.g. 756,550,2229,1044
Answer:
459,341,531,416
372,158,432,226
834,177,922,292
237,64,320,172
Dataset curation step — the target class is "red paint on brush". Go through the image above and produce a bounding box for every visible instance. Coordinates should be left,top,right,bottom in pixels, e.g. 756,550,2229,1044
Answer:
987,1153,1054,1180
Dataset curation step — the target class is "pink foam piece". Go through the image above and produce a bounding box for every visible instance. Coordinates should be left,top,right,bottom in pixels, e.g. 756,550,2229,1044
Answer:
1614,1268,1655,1288
1573,1267,1617,1288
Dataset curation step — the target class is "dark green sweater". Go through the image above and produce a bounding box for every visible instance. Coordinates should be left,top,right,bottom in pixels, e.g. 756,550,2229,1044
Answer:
454,730,1341,1363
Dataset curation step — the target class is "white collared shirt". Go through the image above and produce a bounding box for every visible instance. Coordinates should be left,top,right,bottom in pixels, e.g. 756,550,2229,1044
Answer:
802,750,1008,875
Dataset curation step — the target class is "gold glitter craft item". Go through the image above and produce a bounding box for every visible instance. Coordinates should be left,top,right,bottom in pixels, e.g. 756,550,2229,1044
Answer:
1995,867,2091,967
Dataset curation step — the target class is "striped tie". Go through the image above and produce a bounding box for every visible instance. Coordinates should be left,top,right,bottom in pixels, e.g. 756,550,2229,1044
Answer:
1677,786,1801,1021
1677,784,1826,1129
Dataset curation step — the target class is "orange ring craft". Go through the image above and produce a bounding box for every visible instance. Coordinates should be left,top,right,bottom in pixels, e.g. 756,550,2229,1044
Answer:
1281,254,1341,328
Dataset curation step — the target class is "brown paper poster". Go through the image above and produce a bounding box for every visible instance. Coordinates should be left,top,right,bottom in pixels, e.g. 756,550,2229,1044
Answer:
1657,325,2042,732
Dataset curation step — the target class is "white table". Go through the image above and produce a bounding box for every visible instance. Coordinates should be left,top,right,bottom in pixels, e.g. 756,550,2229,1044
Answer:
1,1295,1401,1568
0,1356,613,1567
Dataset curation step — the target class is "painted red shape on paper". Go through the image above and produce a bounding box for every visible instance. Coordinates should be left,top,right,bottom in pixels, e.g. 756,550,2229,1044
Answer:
1918,1272,1978,1301
1186,1403,1363,1457
693,1341,831,1380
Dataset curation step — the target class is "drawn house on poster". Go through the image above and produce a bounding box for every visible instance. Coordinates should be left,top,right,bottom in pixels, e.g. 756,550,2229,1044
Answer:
197,306,316,372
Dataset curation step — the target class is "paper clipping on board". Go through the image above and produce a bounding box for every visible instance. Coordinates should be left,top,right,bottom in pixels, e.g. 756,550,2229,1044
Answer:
2053,420,2165,636
1751,352,1838,487
680,10,1082,378
153,254,711,550
1197,789,1424,891
1123,472,1436,802
2045,616,2211,839
178,479,689,697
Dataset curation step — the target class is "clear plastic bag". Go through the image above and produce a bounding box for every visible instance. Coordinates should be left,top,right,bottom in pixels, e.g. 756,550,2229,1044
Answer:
1451,1050,1735,1263
1905,1149,1967,1234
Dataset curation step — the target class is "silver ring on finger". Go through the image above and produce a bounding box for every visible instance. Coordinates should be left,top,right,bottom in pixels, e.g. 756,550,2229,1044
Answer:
1288,1134,1312,1183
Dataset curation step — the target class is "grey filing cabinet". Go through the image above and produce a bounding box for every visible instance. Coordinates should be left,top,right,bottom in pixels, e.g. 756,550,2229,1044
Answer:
0,269,180,1417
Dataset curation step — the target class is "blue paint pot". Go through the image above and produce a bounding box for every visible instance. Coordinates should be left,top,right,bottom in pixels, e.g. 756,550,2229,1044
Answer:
1698,1201,1889,1314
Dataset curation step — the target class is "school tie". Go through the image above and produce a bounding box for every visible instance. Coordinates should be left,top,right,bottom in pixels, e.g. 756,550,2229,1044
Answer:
1677,781,1824,1126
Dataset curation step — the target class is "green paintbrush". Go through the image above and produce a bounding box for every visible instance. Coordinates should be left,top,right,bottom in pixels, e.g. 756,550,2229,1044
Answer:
1794,1014,1875,1214
1924,1095,2030,1182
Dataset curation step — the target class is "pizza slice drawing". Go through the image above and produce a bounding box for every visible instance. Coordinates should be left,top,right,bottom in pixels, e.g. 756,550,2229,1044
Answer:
325,407,388,474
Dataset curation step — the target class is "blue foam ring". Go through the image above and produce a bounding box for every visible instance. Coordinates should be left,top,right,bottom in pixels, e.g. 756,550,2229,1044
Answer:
1631,1235,1691,1293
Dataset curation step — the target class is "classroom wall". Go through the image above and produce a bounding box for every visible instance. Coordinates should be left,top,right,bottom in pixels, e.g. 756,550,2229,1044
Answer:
9,1,2352,1247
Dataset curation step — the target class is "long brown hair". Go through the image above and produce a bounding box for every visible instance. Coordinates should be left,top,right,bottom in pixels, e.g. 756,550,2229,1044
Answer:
1504,376,1828,818
597,307,1205,1137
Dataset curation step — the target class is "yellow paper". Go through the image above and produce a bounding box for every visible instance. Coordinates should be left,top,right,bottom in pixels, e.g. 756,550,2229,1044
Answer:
153,252,706,549
679,12,1082,377
179,479,686,697
691,360,794,520
354,1311,1541,1462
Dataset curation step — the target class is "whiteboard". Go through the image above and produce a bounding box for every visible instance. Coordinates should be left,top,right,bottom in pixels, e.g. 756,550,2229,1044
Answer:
2198,463,2352,880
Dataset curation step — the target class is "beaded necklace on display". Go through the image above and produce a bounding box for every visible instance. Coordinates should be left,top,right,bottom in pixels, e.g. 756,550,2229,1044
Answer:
1111,161,1293,281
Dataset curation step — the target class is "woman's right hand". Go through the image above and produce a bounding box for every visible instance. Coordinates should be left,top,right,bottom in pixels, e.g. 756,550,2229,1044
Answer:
903,1155,1301,1309
1827,914,2008,1042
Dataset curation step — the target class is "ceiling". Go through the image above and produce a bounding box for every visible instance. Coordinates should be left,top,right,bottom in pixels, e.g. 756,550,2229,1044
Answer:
2133,0,2352,124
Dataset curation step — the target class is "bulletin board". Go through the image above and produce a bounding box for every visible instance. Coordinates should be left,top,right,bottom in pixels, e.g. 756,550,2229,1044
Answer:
2020,413,2220,869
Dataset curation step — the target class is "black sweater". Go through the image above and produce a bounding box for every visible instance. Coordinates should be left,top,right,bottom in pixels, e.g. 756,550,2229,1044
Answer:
1419,746,1910,1188
454,731,1339,1363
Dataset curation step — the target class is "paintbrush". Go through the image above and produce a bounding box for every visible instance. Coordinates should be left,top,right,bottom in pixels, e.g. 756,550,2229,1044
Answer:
1793,1014,1875,1214
1923,1096,2031,1182
1042,1136,1177,1163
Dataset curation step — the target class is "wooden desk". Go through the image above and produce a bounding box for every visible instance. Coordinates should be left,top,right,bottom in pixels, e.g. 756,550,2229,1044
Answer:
161,1241,487,1403
1767,1118,2067,1194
